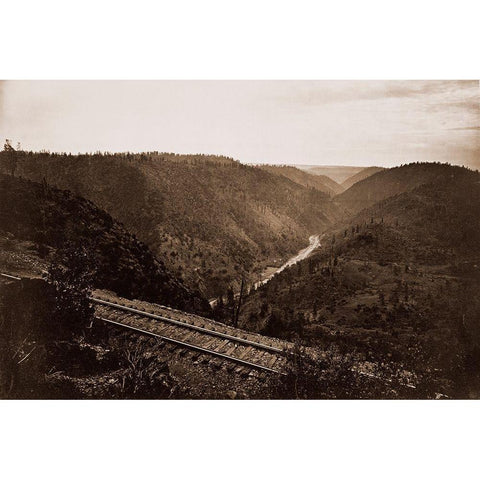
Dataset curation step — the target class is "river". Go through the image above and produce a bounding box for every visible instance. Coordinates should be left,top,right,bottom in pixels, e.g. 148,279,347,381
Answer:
253,234,322,289
209,234,322,307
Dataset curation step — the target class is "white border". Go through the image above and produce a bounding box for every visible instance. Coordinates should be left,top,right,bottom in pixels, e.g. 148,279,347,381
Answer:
1,0,479,79
1,1,479,479
1,400,479,479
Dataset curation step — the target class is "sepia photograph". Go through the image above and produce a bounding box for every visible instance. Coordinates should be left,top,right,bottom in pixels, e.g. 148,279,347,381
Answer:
1,79,479,400
1,2,480,478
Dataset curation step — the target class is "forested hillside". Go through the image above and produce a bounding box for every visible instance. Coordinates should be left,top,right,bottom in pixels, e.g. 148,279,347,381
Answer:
0,174,210,314
237,163,480,398
338,172,480,263
336,162,476,214
0,150,343,297
257,165,341,196
313,174,344,195
341,166,385,190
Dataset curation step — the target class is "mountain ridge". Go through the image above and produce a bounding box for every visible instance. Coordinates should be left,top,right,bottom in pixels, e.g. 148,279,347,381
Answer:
341,166,385,190
336,162,478,214
0,151,344,298
255,164,342,196
0,173,211,314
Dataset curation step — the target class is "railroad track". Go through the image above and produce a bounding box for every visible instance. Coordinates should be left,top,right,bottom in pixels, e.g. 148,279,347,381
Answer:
1,273,419,389
0,272,22,282
1,273,287,375
91,296,287,375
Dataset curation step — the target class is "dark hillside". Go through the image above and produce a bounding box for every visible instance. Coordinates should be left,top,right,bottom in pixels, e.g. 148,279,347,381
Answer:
341,166,385,190
336,162,477,214
0,151,343,297
256,165,342,196
0,174,210,314
236,165,480,397
315,174,344,195
338,172,480,263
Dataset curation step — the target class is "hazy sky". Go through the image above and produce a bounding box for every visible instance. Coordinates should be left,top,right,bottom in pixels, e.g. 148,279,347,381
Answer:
0,80,478,168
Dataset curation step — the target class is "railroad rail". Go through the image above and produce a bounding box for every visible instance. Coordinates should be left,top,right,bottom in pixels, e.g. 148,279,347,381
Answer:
0,272,22,281
1,273,287,375
92,296,287,375
1,272,420,388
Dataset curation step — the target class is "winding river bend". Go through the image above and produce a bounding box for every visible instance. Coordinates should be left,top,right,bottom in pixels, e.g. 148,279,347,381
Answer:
253,234,322,289
209,234,322,307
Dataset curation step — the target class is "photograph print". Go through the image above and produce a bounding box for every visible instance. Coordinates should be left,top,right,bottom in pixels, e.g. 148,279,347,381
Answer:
0,79,479,399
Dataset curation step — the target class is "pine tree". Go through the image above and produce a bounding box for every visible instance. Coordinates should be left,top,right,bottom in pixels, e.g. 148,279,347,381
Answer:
2,139,17,176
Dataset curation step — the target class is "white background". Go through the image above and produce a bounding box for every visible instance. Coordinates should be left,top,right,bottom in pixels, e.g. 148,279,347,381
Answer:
1,1,479,479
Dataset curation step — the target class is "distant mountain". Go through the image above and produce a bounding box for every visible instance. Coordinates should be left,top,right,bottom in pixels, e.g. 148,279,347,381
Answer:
256,165,341,196
341,167,385,190
336,162,477,214
314,174,344,195
240,163,480,324
296,165,364,184
0,151,343,298
237,164,480,397
0,173,211,314
337,169,480,263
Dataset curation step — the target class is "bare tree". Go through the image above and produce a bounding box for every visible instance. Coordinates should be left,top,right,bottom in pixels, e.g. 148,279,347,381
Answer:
233,276,245,328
